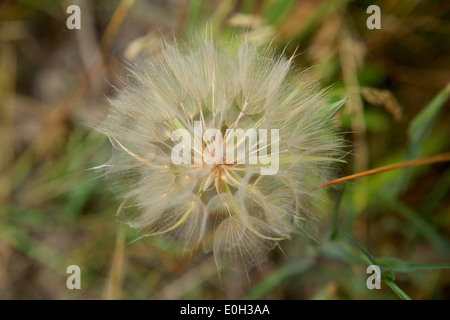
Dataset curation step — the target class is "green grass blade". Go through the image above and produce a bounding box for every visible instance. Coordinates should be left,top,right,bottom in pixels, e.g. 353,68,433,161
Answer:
391,83,450,193
211,0,236,35
385,280,412,300
330,186,345,240
377,257,450,273
183,0,204,34
0,224,65,274
419,168,450,216
244,258,314,299
291,0,353,46
262,0,296,26
346,234,415,299
408,83,450,148
385,199,449,254
345,233,378,266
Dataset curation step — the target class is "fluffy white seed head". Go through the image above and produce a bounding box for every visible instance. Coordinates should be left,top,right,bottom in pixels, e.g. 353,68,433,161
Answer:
98,36,344,272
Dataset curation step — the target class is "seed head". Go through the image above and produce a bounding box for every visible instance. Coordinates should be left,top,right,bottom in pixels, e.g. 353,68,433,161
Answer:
98,37,344,272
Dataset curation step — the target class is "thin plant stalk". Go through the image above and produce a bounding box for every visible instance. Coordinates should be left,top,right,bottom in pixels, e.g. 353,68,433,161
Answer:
315,152,450,189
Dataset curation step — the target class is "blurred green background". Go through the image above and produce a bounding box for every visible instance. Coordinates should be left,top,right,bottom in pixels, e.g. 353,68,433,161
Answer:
0,0,449,299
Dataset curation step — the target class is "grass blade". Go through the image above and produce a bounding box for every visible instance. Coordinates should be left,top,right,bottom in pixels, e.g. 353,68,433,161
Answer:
386,199,449,254
377,257,450,273
385,280,412,300
244,258,314,299
408,82,450,148
345,233,378,266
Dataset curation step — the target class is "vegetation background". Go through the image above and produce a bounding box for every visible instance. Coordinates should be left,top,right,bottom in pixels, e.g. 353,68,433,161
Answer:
0,0,449,299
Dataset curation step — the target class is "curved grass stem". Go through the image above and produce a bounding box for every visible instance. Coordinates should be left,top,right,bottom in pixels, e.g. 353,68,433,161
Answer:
314,152,450,189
